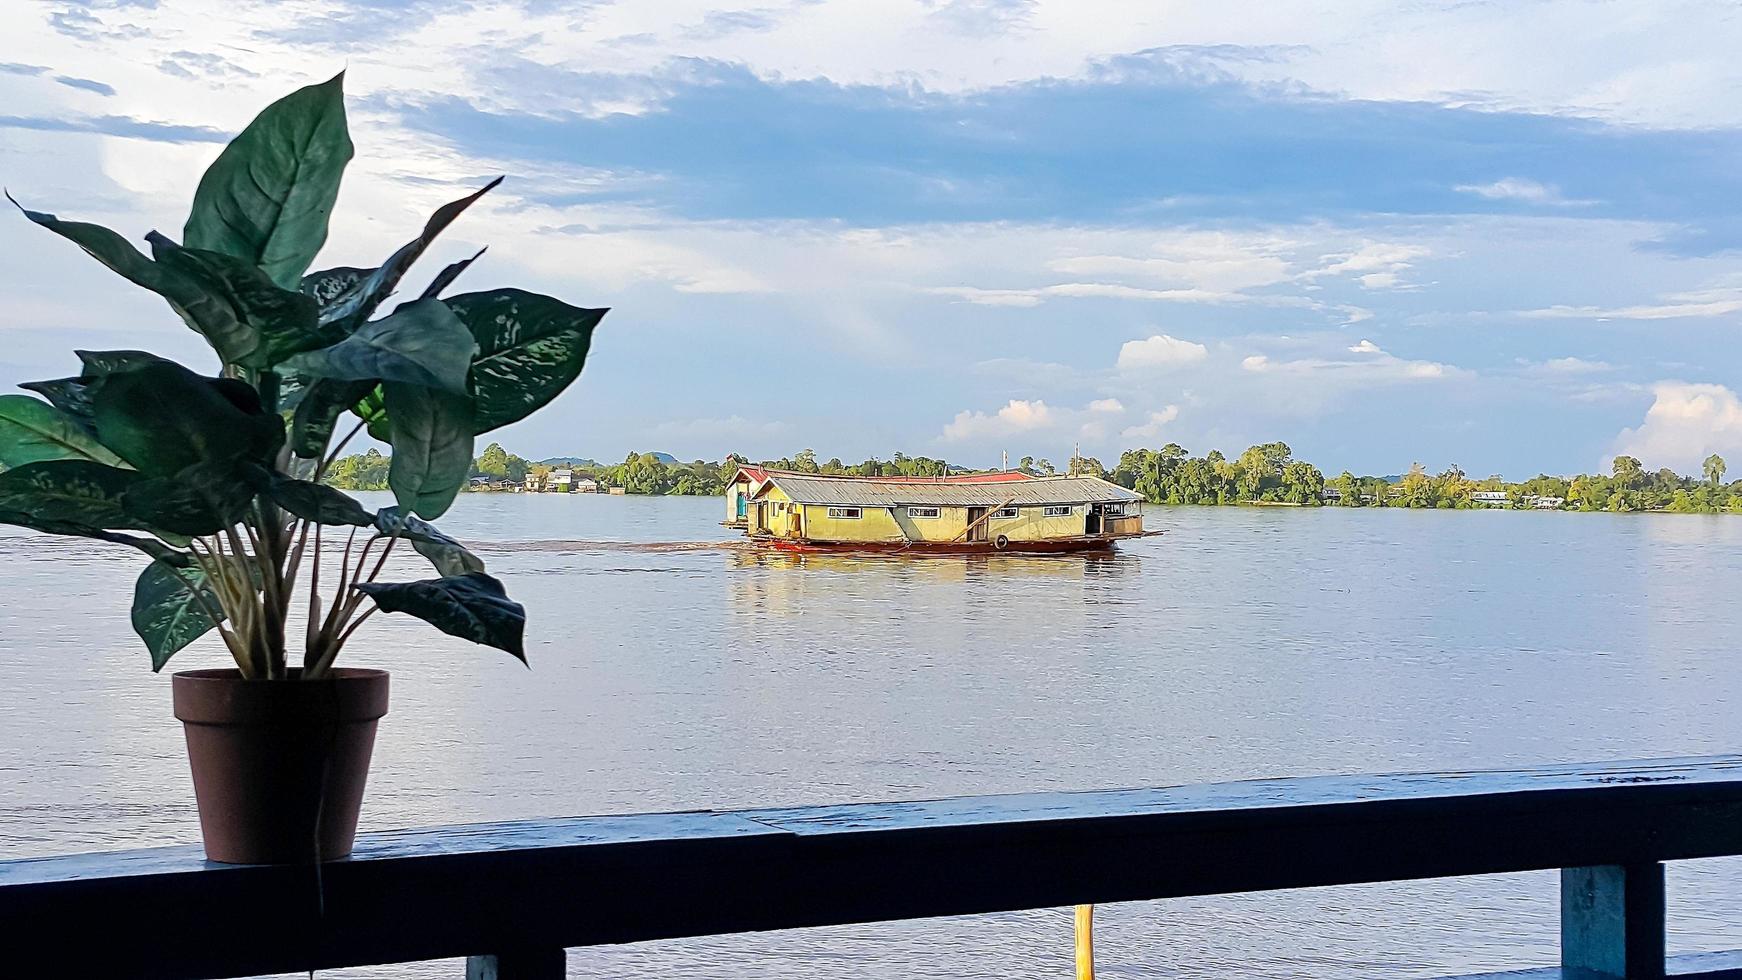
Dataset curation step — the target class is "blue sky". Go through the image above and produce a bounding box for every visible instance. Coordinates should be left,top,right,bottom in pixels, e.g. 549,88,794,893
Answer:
4,1,1742,476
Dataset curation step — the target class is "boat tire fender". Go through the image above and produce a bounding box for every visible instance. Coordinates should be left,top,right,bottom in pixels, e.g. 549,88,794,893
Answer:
994,534,1009,551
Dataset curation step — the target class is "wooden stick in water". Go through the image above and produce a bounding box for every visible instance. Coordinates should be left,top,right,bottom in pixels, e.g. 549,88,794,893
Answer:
1075,904,1094,980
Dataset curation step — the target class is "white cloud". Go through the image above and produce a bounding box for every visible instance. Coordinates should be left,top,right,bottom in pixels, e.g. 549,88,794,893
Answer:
1088,397,1125,413
928,283,1241,306
942,399,1055,441
1523,297,1742,320
1303,242,1429,291
1521,278,1742,321
926,286,1045,307
1116,334,1209,371
1454,177,1593,206
1348,339,1383,353
1242,351,1462,381
1533,356,1613,374
1120,406,1180,439
1612,382,1742,470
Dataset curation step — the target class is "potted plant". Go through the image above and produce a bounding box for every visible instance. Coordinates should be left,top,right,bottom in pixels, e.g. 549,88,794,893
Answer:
0,73,606,864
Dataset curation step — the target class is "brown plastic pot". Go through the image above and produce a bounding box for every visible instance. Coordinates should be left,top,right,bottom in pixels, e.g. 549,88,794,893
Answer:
172,667,389,864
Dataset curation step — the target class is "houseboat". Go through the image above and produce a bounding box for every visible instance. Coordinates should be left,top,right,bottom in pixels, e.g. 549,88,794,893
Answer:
739,471,1150,554
723,466,1034,528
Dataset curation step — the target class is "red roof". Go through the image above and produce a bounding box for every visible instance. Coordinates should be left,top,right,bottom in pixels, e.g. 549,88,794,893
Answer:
730,466,1033,485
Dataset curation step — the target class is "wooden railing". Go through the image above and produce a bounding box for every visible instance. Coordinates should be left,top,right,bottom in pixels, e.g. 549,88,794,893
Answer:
5,755,1742,979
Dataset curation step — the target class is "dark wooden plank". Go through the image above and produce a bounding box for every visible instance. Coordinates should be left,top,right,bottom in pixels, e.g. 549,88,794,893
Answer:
1671,949,1742,979
738,756,1742,836
1562,864,1665,979
1447,950,1742,979
4,755,1742,979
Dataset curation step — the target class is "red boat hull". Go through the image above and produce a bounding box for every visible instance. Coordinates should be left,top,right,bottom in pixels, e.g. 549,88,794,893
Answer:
750,535,1141,556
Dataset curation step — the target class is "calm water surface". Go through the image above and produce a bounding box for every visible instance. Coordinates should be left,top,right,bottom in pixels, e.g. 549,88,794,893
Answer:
3,494,1741,978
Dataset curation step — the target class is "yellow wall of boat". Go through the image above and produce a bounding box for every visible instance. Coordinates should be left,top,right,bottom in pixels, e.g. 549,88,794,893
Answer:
751,484,1107,542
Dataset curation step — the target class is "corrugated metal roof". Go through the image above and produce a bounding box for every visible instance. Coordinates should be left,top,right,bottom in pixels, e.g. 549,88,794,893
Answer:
758,474,1142,507
732,467,1033,486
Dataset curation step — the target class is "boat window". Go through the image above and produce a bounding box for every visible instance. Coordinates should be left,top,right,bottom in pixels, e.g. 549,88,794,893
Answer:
906,507,941,519
993,507,1019,519
1043,505,1073,517
827,507,862,519
1102,503,1124,516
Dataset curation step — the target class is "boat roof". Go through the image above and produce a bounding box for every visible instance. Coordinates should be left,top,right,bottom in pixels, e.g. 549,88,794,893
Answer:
754,473,1142,507
729,466,1035,486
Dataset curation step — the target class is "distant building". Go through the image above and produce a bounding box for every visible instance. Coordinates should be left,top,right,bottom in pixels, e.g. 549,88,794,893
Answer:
1531,495,1565,510
1321,487,1342,502
1471,490,1509,505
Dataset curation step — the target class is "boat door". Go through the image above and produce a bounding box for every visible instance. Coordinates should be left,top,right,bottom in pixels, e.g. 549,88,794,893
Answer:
966,507,988,542
1085,505,1103,535
736,494,748,520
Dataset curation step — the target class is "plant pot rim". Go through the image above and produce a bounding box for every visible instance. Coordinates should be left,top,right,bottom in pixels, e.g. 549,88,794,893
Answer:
173,667,390,725
173,667,389,682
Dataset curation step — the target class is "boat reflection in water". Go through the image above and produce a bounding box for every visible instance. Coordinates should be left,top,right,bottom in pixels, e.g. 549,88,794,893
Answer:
726,546,1144,620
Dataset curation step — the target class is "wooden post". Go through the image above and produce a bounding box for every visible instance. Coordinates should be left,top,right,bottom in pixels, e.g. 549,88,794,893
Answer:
1562,864,1665,979
466,949,566,980
1075,904,1094,980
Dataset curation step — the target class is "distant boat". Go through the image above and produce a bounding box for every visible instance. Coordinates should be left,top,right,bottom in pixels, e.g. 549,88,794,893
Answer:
733,470,1152,555
721,466,1034,529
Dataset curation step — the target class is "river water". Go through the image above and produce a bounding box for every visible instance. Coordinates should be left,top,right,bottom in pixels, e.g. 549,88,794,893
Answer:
3,494,1741,978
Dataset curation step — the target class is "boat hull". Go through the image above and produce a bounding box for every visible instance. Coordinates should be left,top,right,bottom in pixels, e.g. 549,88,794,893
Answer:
749,534,1147,556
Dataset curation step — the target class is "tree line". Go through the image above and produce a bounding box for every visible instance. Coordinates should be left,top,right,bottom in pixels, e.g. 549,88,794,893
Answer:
326,441,1742,513
1092,443,1738,513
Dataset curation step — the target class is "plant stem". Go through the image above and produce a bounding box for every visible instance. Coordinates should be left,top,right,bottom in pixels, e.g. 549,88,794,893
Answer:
223,524,272,678
194,537,253,676
304,522,323,671
167,563,248,674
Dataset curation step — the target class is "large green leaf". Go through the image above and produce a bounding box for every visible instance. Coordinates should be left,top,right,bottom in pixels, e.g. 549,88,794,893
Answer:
447,289,606,433
288,378,375,458
132,560,222,671
419,247,486,301
146,235,328,366
183,72,353,290
261,473,374,526
353,385,391,442
280,299,476,394
20,354,191,440
9,197,192,300
121,460,258,536
354,571,525,661
0,459,143,528
0,508,192,566
18,378,97,432
303,177,500,331
88,361,283,477
0,395,125,467
76,350,170,377
300,266,368,324
11,197,317,369
383,381,474,519
376,505,485,576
